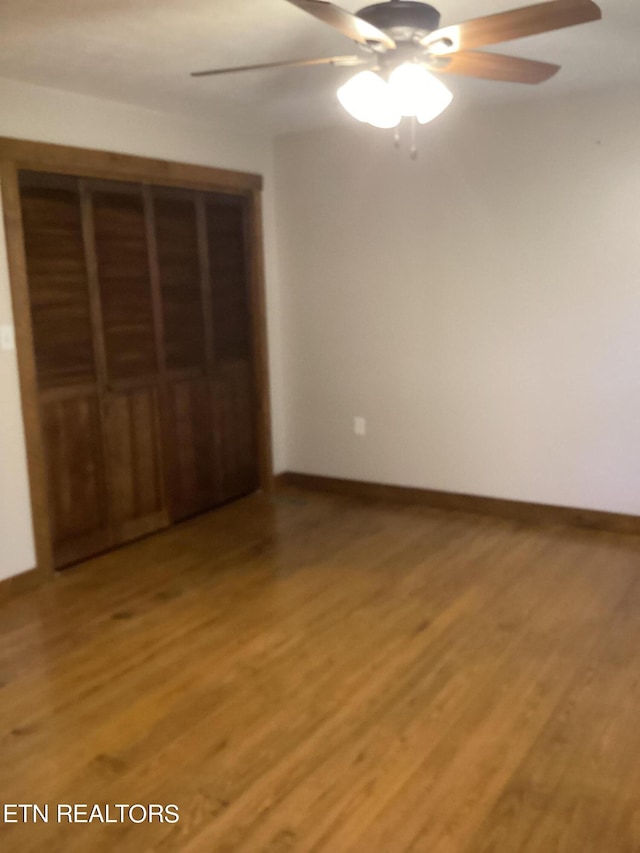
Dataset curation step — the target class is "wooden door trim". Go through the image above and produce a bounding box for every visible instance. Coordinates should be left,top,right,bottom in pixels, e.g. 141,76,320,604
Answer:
0,137,262,194
247,189,273,492
1,138,272,579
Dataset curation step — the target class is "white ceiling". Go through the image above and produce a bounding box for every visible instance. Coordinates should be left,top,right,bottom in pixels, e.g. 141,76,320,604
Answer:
0,0,638,132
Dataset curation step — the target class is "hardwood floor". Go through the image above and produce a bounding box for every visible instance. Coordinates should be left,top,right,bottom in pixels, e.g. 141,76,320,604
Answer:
1,487,640,852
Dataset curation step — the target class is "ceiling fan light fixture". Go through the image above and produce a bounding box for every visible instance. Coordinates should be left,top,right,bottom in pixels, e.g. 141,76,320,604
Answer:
388,62,453,124
389,62,453,124
337,70,401,128
193,0,604,136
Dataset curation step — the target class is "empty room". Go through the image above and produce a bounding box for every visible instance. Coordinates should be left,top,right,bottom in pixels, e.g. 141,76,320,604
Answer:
1,0,640,850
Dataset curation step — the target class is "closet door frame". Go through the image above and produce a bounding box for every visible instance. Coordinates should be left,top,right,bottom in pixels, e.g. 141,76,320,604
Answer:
0,136,272,580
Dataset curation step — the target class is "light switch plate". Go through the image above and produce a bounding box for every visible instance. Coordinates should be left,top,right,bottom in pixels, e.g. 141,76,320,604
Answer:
0,324,15,352
354,416,366,436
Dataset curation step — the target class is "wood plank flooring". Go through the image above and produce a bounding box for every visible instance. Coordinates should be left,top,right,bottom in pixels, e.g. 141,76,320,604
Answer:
1,487,640,852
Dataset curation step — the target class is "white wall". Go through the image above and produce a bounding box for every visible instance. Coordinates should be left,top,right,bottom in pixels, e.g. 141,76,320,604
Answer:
275,86,640,515
0,77,283,580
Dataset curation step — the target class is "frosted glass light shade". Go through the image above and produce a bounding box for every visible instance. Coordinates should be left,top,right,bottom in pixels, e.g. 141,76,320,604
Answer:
388,63,453,124
337,70,401,129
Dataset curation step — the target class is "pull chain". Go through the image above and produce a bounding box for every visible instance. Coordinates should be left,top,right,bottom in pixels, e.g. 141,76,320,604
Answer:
410,116,418,160
392,119,419,159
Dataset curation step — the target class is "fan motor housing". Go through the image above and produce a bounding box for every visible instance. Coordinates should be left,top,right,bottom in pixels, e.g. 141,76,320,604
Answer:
356,1,441,34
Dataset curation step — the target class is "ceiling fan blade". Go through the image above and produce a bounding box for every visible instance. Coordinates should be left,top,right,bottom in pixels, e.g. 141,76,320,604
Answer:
191,55,363,77
285,0,396,49
435,50,560,83
423,0,601,52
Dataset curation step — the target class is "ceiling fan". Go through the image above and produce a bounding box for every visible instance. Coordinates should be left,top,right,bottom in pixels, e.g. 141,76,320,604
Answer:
191,0,602,132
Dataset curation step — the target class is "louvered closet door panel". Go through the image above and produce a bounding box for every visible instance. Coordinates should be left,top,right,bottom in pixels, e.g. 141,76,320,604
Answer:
88,184,168,542
205,196,259,503
153,190,218,520
40,393,111,567
212,362,259,502
206,197,253,362
19,174,96,388
92,189,157,383
20,173,111,568
154,194,206,372
165,378,217,519
103,388,167,544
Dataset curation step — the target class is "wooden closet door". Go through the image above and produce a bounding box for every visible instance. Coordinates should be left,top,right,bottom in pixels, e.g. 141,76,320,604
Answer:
88,184,168,544
19,171,264,569
205,195,259,503
151,190,217,521
19,173,111,568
